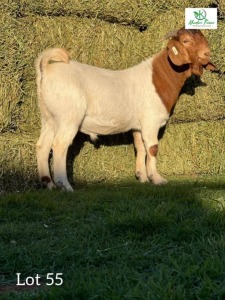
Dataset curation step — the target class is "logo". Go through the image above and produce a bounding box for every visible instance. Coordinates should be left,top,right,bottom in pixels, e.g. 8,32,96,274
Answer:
194,9,207,21
185,8,217,29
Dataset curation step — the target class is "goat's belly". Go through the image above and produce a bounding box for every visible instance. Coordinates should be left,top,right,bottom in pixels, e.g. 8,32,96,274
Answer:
80,116,135,135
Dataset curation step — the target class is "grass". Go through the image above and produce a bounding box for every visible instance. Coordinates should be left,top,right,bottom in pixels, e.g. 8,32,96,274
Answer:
0,175,225,299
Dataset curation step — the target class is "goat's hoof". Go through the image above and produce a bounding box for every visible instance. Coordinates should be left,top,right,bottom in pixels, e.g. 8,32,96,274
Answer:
55,181,73,192
151,175,168,186
65,185,74,192
41,176,55,190
40,182,55,190
47,182,56,190
136,171,149,183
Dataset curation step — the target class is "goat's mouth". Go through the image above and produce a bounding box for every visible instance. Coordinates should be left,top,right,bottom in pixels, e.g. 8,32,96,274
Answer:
198,56,211,65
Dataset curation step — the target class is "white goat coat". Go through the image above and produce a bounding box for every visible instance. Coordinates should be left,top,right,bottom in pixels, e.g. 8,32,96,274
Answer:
41,59,169,137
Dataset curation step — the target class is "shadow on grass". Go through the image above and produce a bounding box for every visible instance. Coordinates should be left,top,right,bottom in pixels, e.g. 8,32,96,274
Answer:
0,173,225,299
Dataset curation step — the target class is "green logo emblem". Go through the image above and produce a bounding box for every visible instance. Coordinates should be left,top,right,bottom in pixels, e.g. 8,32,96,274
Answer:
194,9,207,21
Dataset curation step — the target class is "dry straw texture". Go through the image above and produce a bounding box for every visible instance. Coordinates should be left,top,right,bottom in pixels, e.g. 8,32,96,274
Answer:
0,13,25,132
1,120,224,193
0,1,224,192
2,0,214,23
1,14,224,132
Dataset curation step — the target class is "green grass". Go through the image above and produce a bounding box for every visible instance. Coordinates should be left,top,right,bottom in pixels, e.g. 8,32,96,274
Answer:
0,175,225,299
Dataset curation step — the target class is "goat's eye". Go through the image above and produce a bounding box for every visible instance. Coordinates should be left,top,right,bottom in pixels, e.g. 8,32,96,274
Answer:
183,40,191,43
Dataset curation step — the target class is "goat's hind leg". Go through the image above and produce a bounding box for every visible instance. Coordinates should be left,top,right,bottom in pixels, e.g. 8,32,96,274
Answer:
52,123,79,192
36,118,55,189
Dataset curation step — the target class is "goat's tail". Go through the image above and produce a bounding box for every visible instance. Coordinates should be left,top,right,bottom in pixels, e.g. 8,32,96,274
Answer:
36,48,70,73
35,48,70,88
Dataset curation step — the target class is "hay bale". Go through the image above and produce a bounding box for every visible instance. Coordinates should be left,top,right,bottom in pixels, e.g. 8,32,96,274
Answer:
218,0,225,18
171,71,225,123
1,0,19,17
1,120,224,193
0,132,37,194
73,120,225,182
158,120,225,175
70,135,135,183
3,0,213,27
0,74,23,132
1,0,162,29
0,13,25,132
205,21,225,74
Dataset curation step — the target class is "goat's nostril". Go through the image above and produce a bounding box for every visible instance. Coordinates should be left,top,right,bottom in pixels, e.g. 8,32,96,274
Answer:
204,51,210,57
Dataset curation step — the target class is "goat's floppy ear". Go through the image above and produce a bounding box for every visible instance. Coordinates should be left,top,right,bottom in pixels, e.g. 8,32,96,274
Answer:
167,39,191,66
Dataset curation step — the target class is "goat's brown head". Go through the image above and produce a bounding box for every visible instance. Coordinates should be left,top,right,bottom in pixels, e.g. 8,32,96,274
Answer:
166,28,216,75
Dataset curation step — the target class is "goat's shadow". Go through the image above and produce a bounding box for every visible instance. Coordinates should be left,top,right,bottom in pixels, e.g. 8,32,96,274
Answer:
180,75,207,97
67,131,134,185
67,75,208,185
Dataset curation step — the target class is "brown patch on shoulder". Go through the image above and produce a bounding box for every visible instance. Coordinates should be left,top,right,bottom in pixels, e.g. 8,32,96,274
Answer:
149,145,158,157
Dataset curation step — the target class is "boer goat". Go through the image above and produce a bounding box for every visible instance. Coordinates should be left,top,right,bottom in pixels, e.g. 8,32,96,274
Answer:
36,28,215,191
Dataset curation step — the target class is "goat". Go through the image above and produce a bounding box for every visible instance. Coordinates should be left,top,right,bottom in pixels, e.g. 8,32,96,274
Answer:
36,28,215,191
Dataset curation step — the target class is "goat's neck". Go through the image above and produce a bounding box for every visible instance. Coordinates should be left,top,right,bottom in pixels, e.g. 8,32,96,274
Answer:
152,49,192,113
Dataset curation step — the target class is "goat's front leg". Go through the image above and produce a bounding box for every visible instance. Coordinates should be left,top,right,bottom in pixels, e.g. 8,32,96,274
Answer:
133,131,148,182
142,124,167,185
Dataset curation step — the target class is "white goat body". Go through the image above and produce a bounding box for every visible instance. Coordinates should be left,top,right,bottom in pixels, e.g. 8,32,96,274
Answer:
36,29,214,191
37,49,168,136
